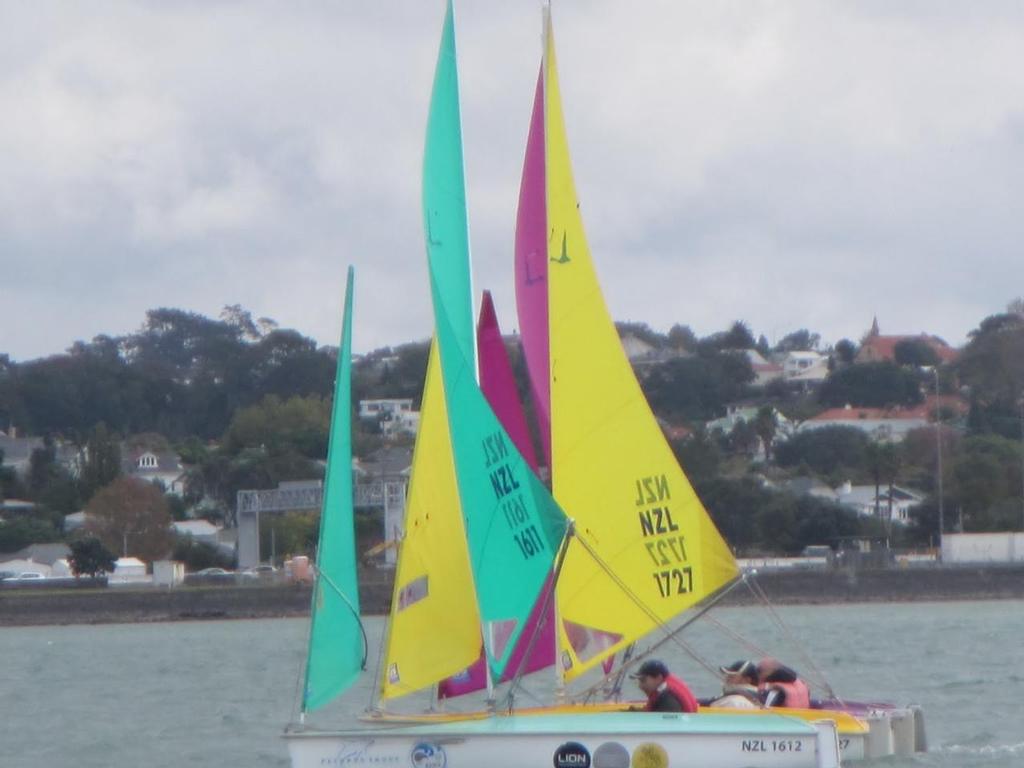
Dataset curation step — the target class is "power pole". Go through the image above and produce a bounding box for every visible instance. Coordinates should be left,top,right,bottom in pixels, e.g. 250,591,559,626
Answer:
934,368,944,562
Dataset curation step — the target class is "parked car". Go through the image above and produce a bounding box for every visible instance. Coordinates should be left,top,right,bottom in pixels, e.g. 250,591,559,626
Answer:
241,564,278,580
184,567,237,586
2,572,46,582
195,567,231,576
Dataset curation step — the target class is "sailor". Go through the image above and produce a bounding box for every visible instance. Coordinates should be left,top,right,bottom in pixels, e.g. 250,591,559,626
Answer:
630,659,699,713
756,658,811,709
708,659,760,709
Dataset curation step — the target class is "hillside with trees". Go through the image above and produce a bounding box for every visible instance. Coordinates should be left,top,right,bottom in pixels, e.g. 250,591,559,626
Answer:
2,300,1023,558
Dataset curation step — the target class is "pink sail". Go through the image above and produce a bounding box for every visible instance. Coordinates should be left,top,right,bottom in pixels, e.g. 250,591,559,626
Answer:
514,67,551,469
476,290,539,472
438,292,554,699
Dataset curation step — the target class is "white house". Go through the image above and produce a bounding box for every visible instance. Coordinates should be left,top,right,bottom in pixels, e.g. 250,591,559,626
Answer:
799,404,930,442
122,448,187,495
833,481,924,525
358,399,420,436
777,351,830,385
742,350,784,387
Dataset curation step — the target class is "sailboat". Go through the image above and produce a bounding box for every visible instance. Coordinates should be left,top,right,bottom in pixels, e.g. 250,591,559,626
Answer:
285,4,846,768
511,7,925,762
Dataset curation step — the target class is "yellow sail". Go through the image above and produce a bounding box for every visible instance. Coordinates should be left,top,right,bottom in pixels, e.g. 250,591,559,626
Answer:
380,340,481,699
543,16,740,681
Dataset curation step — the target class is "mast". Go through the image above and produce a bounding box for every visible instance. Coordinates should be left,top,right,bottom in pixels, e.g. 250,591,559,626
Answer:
542,1,566,706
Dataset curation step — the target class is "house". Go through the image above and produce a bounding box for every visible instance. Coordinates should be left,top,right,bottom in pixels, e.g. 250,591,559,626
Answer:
358,398,420,437
0,434,79,478
64,510,92,532
121,448,187,495
781,477,924,526
856,318,958,364
0,558,51,577
833,481,925,526
742,350,784,387
778,351,830,386
10,542,70,566
800,394,967,442
171,519,222,546
109,557,148,584
706,404,796,444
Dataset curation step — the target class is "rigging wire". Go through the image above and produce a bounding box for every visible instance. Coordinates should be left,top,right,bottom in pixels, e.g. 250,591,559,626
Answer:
502,522,574,713
746,575,839,701
569,533,742,702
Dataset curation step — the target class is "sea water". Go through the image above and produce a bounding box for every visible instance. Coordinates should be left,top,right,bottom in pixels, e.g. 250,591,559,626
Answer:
1,600,1021,768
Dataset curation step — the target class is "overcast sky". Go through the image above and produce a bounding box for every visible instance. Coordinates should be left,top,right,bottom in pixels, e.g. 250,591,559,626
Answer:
2,1,1022,362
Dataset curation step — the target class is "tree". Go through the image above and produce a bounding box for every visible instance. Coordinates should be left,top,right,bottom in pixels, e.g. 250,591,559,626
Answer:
81,422,122,501
774,426,870,479
893,339,940,367
834,339,857,365
754,406,778,461
667,324,697,352
0,516,60,553
956,313,1024,438
775,330,820,353
68,537,117,577
85,477,173,561
641,354,754,421
818,362,924,408
670,430,721,486
727,420,759,456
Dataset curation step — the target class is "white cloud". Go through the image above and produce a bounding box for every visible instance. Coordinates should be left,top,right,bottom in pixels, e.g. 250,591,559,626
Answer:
1,0,1023,361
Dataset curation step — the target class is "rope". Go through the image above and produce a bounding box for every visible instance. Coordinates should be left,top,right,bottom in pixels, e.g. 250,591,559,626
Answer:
746,575,837,700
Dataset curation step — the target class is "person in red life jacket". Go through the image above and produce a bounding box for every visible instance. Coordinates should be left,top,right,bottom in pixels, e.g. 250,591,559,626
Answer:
756,658,810,709
630,659,699,713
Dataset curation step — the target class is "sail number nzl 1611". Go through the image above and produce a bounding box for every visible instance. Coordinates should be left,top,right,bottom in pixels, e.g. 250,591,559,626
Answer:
485,431,542,561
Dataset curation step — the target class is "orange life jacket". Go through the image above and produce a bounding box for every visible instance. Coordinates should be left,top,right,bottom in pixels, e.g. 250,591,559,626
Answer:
646,674,699,713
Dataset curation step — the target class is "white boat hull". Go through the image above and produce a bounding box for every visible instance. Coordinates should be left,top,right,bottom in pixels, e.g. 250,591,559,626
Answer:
286,712,842,768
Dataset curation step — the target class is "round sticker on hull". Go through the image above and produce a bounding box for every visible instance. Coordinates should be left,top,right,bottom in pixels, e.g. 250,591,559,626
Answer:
554,742,591,768
593,742,630,768
631,742,668,768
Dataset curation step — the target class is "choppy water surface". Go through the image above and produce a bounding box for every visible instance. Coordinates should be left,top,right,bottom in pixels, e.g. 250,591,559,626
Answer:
1,600,1021,768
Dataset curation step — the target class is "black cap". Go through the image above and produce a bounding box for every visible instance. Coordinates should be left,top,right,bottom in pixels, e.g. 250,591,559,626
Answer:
719,660,758,682
630,659,669,679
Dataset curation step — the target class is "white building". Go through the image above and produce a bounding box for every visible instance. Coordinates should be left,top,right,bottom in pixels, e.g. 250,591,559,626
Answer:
358,399,420,436
799,404,929,443
833,481,924,525
122,448,187,495
742,350,784,387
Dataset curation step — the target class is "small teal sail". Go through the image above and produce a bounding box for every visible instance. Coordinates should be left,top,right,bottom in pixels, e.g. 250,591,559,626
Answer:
302,266,364,713
422,0,566,680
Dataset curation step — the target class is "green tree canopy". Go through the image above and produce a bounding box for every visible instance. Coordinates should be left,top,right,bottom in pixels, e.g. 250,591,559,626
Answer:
774,426,871,478
819,362,924,408
68,537,117,577
775,329,820,353
642,354,755,421
894,339,940,367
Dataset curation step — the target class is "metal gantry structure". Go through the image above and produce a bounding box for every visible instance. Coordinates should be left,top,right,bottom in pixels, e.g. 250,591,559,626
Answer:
235,477,407,569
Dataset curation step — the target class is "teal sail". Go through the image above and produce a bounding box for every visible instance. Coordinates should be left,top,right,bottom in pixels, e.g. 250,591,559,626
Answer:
422,0,566,681
302,265,364,713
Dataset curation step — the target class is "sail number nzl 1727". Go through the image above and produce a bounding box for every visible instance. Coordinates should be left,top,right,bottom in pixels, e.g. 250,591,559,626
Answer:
635,474,693,598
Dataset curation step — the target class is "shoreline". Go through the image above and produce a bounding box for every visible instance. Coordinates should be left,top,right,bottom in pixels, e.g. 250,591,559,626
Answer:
1,565,1023,628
